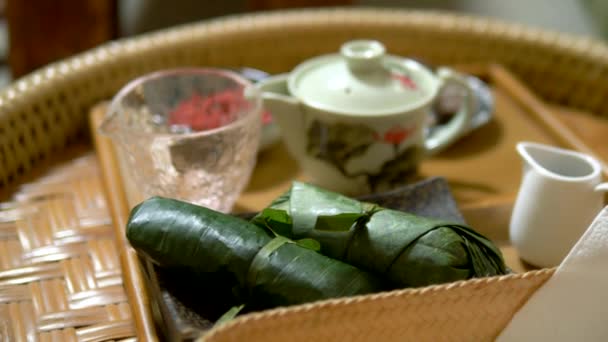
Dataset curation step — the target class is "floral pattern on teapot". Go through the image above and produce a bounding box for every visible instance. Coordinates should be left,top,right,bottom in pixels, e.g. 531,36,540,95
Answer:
307,120,423,192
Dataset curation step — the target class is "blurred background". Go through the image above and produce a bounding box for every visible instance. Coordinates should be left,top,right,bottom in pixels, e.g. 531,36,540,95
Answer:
1,0,607,88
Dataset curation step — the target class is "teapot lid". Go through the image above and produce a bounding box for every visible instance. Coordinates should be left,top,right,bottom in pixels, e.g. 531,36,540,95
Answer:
288,40,434,116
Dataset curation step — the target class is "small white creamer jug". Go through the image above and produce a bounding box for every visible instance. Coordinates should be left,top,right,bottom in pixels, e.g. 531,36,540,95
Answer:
510,142,608,268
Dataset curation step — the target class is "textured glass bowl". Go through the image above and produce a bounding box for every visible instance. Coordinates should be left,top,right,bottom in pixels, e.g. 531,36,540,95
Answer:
101,68,262,212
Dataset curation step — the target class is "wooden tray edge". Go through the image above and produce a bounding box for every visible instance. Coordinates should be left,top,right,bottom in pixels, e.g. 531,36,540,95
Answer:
90,104,159,342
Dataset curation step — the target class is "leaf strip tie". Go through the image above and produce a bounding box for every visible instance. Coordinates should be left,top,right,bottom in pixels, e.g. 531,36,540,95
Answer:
383,224,445,275
246,236,292,291
215,304,245,326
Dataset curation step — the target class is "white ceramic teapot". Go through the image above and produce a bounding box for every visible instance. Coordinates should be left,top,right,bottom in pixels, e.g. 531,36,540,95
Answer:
257,40,476,194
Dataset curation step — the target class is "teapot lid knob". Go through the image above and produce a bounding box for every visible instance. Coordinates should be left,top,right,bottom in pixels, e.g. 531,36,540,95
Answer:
340,40,385,72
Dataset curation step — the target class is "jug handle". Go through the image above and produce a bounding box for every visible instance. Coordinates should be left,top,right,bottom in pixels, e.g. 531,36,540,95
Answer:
595,183,608,192
424,67,476,155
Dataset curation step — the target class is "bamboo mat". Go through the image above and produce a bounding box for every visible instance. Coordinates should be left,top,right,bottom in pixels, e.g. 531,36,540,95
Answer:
0,153,138,341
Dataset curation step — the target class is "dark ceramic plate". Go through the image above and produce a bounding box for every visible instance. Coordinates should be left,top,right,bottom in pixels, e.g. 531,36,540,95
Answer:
139,177,465,341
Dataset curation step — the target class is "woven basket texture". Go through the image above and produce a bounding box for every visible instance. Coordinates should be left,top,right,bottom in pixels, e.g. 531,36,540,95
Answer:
0,155,136,341
202,269,553,342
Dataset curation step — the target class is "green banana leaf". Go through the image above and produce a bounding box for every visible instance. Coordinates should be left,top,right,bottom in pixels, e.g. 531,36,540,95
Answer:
127,197,386,311
252,182,507,288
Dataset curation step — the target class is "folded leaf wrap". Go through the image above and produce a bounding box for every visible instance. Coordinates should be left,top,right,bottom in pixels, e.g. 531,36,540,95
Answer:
252,182,507,287
127,197,385,309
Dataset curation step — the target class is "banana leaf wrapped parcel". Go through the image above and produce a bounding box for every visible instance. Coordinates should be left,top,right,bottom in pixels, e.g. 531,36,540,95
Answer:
252,182,507,288
126,196,386,311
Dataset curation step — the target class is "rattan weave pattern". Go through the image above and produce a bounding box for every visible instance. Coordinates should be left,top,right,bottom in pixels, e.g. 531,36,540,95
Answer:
202,268,554,342
0,154,136,341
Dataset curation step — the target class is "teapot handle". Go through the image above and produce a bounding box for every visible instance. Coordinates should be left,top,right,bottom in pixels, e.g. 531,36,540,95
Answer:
424,67,476,155
595,183,608,192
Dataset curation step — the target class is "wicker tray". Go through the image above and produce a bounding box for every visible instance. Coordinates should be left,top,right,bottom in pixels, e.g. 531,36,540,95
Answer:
3,8,608,342
88,63,606,341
